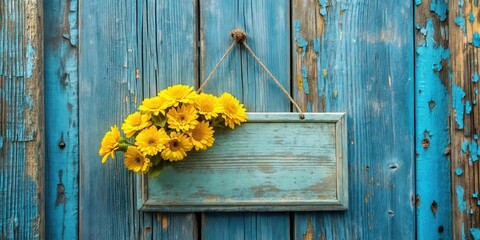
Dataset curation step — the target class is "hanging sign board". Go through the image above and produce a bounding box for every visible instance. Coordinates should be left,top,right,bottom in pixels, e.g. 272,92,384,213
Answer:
137,112,348,211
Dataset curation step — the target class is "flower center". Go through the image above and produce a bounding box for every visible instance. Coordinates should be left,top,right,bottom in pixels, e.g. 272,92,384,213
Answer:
179,114,186,121
170,140,180,150
148,138,156,145
135,157,142,163
225,103,237,113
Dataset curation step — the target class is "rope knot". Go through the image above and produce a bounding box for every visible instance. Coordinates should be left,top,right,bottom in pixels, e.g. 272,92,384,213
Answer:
230,29,247,43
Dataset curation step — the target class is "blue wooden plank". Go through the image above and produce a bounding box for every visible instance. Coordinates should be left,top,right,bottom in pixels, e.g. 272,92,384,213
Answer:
0,0,44,239
79,0,198,239
293,0,415,239
140,113,347,211
415,1,452,238
44,0,79,238
200,0,291,238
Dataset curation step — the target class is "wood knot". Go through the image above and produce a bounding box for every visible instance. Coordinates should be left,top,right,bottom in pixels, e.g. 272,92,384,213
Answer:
230,29,247,43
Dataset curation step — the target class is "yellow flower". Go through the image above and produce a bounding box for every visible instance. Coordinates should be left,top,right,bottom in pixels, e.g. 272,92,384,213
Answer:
194,93,224,120
122,112,152,138
218,93,248,129
135,126,169,156
124,146,152,173
99,125,121,163
161,132,193,161
138,96,169,116
189,121,215,151
158,84,197,107
166,104,199,132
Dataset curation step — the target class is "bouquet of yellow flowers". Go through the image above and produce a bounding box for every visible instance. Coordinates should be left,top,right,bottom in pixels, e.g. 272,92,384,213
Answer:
99,84,247,177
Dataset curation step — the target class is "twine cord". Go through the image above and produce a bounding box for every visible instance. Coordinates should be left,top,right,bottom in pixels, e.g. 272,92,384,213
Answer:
197,29,304,119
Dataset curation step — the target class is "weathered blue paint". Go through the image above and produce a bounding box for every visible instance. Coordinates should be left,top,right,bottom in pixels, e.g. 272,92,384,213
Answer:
415,17,452,239
473,73,479,83
471,209,475,215
466,100,472,114
79,0,198,238
472,228,480,240
456,168,464,176
430,0,448,21
44,0,79,238
200,0,291,237
462,139,469,153
469,12,476,22
454,17,466,34
1,0,44,238
452,82,466,129
416,0,422,6
456,185,467,212
302,65,309,94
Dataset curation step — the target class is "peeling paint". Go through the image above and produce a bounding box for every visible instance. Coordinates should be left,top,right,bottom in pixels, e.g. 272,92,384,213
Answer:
294,21,308,56
0,135,3,150
456,185,467,212
452,82,466,129
470,209,475,215
473,192,479,198
473,73,479,83
455,168,463,176
470,141,478,162
416,0,422,6
470,12,476,22
303,217,314,240
430,0,448,21
473,32,480,47
462,139,469,153
454,17,466,34
26,41,35,78
466,100,472,114
319,0,328,16
63,0,79,46
471,228,480,240
301,64,309,94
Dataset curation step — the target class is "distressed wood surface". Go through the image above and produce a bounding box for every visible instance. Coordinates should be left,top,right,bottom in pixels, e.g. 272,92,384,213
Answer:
292,0,415,239
199,0,292,238
415,0,453,239
0,0,45,239
79,0,197,239
44,0,79,239
448,0,480,239
140,113,347,211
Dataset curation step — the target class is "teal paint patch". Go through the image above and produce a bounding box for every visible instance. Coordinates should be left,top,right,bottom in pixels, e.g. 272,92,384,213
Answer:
471,228,480,240
458,0,465,7
476,89,479,95
452,82,466,129
416,18,452,239
478,200,480,205
470,12,476,22
457,185,467,212
67,0,78,46
466,100,472,114
462,139,469,153
302,64,309,94
455,168,464,176
416,24,422,30
475,135,479,140
319,0,328,16
416,0,422,5
470,141,478,162
474,192,479,198
294,20,308,56
430,0,448,21
454,17,466,34
473,73,479,83
473,32,480,47
470,209,475,215
26,41,35,78
0,135,3,150
340,3,348,10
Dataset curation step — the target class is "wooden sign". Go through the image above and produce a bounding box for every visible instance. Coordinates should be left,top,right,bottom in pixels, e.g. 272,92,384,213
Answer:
137,113,348,211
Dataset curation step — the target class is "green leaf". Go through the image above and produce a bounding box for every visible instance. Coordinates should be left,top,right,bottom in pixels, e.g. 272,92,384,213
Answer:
148,159,175,179
151,114,167,128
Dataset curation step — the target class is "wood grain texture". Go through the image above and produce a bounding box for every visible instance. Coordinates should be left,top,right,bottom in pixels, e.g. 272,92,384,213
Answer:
415,0,453,239
140,113,347,211
44,0,79,238
448,0,480,239
79,0,197,239
199,0,291,238
293,0,415,239
0,0,45,239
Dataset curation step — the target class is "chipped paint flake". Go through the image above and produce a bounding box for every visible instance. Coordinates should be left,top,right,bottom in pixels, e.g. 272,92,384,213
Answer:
430,0,448,21
301,64,309,94
295,21,308,56
454,17,466,35
452,82,466,129
466,100,472,114
455,168,464,176
456,185,467,212
473,32,480,48
471,228,480,240
474,192,479,198
470,141,478,162
473,73,479,83
470,12,476,22
319,0,328,16
462,139,469,153
0,135,3,150
416,0,422,5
